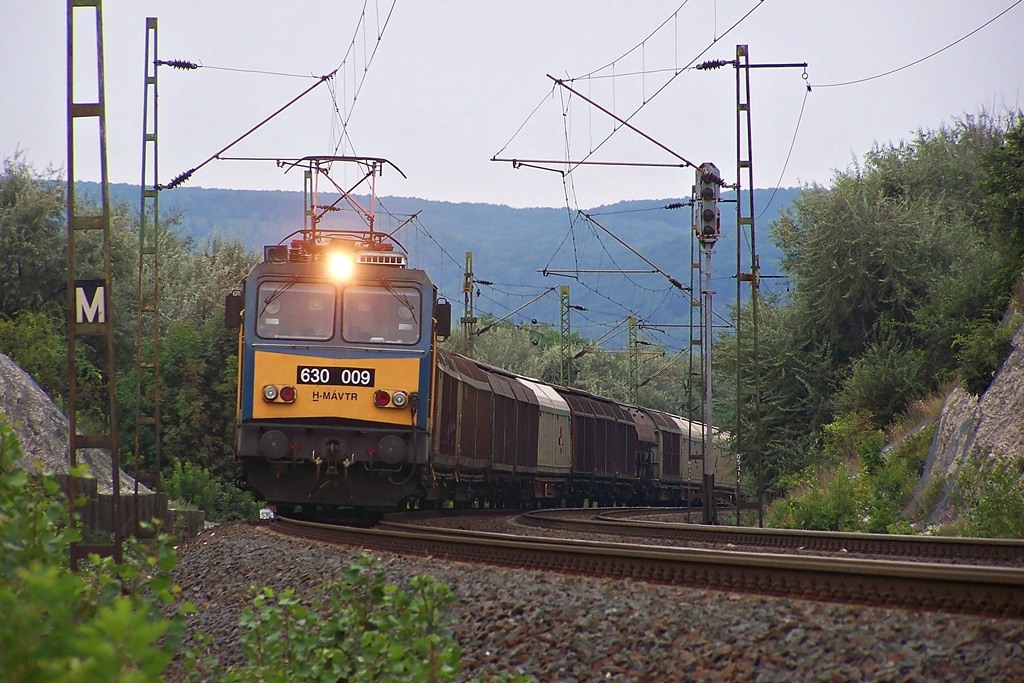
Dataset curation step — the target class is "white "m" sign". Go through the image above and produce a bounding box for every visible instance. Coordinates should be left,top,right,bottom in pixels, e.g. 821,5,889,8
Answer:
75,280,106,324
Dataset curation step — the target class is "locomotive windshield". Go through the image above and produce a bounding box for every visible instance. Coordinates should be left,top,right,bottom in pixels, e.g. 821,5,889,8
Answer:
343,285,421,345
255,281,335,341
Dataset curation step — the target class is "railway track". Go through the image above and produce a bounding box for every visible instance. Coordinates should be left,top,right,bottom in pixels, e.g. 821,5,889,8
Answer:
516,508,1024,566
273,513,1024,618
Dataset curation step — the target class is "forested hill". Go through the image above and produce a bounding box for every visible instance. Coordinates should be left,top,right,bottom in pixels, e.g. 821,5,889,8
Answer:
85,181,798,329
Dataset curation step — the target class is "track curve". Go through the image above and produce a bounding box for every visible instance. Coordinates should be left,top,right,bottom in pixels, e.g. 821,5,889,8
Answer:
273,514,1024,618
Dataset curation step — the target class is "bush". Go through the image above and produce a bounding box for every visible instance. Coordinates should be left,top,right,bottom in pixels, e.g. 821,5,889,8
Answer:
819,413,884,472
0,414,191,681
953,454,1024,538
0,308,66,399
766,465,874,532
834,338,927,430
162,459,260,523
867,425,934,532
0,309,110,430
954,318,1016,396
766,417,932,533
187,553,468,683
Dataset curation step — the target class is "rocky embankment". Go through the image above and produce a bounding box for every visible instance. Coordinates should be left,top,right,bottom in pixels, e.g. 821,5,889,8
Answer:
920,319,1024,523
0,352,145,494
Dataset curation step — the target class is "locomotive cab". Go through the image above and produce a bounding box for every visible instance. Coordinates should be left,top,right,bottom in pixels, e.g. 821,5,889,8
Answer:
229,237,442,509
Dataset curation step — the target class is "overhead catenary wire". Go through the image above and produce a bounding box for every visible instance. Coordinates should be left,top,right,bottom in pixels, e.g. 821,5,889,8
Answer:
475,288,558,336
811,0,1022,88
573,314,637,359
493,1,764,170
577,210,688,292
576,2,691,80
518,4,765,350
554,0,766,172
498,3,773,357
154,58,322,80
639,347,688,387
549,75,717,181
566,212,680,296
328,0,399,157
155,2,396,188
588,201,690,217
758,81,810,220
161,70,338,189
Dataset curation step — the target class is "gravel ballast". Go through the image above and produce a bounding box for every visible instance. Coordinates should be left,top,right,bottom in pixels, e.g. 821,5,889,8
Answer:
170,523,1024,682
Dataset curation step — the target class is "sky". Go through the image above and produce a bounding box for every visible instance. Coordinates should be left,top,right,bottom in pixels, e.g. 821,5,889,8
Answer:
2,1,1023,209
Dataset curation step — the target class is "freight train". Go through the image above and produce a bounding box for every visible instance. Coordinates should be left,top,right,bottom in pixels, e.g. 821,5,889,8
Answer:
226,230,735,514
225,182,734,513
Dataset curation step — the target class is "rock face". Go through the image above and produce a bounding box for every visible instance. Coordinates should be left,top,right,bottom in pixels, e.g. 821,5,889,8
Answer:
0,352,148,494
920,320,1024,522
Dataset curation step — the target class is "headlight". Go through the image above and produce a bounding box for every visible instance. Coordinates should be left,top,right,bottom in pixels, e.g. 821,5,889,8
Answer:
391,391,408,407
262,385,278,401
327,251,353,280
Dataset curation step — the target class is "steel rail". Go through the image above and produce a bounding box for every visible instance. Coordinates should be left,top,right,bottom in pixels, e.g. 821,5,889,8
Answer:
273,516,1024,618
516,508,1024,565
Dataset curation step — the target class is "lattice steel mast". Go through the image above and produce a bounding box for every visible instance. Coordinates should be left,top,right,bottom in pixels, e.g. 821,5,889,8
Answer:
67,0,122,566
133,16,162,534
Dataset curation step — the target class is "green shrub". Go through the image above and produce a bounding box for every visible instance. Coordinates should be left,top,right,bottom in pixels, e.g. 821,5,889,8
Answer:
834,338,927,430
869,424,935,531
820,412,884,472
766,418,933,533
0,310,110,430
187,553,467,683
766,465,874,532
0,414,191,681
954,318,1016,396
0,308,66,400
162,459,260,523
953,454,1024,538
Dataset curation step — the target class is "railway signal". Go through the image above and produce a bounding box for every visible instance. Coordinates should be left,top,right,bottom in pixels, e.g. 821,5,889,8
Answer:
693,161,723,523
696,162,721,245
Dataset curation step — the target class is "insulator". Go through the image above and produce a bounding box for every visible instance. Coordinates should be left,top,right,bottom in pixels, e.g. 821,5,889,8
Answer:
695,59,732,71
164,168,195,189
157,59,200,71
664,202,686,210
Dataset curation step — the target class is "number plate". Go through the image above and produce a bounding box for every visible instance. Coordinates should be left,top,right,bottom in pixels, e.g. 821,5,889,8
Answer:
296,366,376,387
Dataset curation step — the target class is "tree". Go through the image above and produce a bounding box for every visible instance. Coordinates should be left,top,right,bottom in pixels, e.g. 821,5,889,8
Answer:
766,115,1008,428
0,153,66,319
157,316,240,477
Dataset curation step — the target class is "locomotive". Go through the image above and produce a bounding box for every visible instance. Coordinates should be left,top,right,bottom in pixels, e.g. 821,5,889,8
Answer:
225,158,734,513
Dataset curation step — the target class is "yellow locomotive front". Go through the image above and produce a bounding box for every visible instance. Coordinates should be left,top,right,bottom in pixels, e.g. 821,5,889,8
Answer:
227,237,450,511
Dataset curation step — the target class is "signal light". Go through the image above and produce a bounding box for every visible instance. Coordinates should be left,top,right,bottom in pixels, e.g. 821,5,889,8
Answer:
695,162,721,245
373,390,392,407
